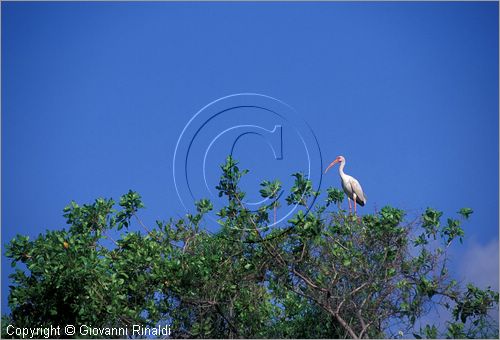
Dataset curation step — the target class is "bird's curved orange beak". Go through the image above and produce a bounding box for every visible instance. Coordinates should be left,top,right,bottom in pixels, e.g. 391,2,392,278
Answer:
324,159,340,174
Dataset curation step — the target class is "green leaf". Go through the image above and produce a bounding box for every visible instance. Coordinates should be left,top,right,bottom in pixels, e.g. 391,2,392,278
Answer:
458,208,473,219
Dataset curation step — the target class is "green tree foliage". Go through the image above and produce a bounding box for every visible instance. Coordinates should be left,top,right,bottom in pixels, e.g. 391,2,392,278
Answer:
2,156,498,338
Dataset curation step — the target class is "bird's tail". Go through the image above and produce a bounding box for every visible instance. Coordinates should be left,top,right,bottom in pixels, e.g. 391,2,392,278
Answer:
356,195,366,206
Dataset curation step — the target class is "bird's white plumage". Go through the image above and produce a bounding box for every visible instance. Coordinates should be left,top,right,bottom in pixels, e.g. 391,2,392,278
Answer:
325,155,367,212
341,174,366,206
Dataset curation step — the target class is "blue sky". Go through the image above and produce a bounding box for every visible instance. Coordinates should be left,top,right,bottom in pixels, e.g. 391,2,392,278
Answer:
2,1,498,325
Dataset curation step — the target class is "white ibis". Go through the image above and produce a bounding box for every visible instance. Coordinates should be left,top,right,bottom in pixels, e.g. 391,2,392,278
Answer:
325,155,367,214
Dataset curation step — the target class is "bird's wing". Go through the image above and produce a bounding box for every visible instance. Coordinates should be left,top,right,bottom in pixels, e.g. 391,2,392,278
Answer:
350,178,366,206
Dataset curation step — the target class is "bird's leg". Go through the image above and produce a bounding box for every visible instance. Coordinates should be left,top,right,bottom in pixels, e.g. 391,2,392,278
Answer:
348,198,352,214
353,194,361,222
